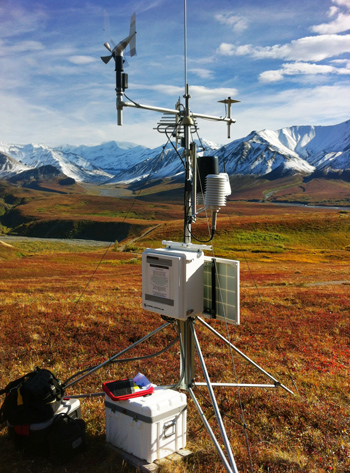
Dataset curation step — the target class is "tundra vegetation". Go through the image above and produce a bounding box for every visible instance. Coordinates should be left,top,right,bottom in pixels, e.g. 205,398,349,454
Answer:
0,188,349,473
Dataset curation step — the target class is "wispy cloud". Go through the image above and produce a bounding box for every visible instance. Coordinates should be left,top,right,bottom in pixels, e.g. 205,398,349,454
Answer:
234,83,350,137
0,39,45,55
0,4,47,38
133,83,238,99
215,13,248,33
218,34,350,62
189,68,214,79
259,61,350,82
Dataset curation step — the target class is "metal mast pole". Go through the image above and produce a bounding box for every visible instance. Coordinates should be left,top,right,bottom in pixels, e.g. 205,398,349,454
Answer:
183,0,192,245
179,0,195,390
115,53,124,126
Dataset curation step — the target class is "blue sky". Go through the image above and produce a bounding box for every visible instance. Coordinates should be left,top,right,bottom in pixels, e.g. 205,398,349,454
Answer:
1,0,349,148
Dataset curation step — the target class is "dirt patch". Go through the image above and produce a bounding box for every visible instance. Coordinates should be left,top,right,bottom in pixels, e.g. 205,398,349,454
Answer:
0,240,15,249
305,280,350,286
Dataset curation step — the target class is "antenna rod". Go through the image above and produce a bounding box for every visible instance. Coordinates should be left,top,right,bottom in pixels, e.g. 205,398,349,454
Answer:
184,0,187,89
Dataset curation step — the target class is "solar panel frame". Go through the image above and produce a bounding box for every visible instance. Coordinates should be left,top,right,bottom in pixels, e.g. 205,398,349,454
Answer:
203,256,240,325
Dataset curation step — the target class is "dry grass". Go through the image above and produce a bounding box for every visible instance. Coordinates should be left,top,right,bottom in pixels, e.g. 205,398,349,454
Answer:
0,205,350,473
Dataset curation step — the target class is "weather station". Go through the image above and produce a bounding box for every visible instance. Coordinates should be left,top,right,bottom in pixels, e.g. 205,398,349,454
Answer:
92,4,295,473
71,3,297,472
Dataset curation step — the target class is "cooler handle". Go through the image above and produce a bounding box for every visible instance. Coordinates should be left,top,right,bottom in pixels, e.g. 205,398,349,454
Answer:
163,419,176,438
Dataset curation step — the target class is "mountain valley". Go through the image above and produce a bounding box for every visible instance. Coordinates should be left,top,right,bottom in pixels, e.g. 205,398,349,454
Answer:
1,120,349,241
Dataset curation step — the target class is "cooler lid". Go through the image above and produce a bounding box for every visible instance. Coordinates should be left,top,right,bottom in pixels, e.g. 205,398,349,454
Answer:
105,386,187,422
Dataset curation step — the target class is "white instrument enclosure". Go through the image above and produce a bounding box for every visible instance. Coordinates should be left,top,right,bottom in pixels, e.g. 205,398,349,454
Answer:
142,247,204,320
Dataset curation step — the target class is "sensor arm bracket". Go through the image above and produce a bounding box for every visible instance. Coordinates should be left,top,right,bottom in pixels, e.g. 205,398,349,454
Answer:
117,99,180,124
117,99,236,127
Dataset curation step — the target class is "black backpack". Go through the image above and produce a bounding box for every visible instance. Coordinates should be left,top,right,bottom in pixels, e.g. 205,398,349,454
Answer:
0,367,65,426
48,413,87,464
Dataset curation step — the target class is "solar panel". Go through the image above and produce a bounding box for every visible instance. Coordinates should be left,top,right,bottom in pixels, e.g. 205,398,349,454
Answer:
203,256,240,325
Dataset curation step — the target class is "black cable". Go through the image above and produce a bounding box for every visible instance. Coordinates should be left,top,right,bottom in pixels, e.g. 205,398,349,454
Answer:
63,334,179,385
109,336,179,364
186,224,215,243
165,125,185,168
184,202,214,243
123,92,141,108
123,93,185,168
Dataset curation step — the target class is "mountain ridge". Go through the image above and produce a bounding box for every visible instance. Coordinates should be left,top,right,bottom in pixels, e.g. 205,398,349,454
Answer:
0,120,349,184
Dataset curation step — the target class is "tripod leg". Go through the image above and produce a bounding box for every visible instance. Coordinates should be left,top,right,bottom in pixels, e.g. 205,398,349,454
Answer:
188,387,235,473
189,320,240,473
198,317,294,396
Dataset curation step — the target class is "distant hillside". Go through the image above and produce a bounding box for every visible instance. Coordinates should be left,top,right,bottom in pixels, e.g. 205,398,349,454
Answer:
9,164,63,183
6,164,82,195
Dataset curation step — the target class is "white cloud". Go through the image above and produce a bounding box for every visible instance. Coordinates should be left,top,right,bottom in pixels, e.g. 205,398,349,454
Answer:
68,56,97,65
333,0,350,7
312,0,350,33
312,12,350,34
259,61,350,82
217,34,350,62
189,85,239,100
137,84,183,96
217,43,252,56
215,13,248,33
329,6,339,17
189,68,214,79
259,70,284,83
331,58,349,63
217,43,235,56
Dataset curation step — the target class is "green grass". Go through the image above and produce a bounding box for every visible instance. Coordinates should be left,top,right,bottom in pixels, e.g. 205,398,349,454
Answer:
101,257,141,266
3,240,109,255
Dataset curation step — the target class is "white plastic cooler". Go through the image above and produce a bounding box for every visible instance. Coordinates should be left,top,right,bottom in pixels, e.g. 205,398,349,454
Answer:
105,386,187,463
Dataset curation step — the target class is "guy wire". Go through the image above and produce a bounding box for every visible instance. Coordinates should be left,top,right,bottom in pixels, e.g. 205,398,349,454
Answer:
207,238,255,473
66,144,169,340
222,204,298,391
190,156,255,470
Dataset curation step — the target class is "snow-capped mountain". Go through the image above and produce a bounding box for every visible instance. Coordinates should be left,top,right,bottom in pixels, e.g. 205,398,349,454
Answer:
0,120,349,184
109,122,350,183
0,143,113,183
256,121,350,177
107,145,183,184
57,141,150,175
217,132,314,178
108,139,223,184
0,151,29,177
216,120,350,180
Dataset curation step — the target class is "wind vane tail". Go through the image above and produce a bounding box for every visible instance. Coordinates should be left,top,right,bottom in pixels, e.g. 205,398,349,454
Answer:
129,12,137,57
